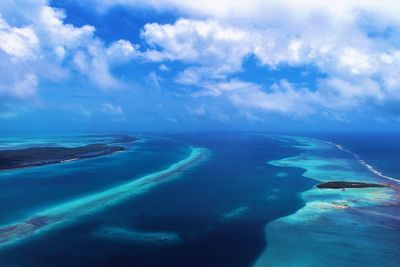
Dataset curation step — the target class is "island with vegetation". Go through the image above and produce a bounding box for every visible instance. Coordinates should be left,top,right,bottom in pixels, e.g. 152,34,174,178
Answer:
316,181,387,189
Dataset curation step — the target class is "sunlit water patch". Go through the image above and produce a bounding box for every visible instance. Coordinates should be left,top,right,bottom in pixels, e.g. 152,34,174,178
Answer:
93,226,181,244
221,206,250,221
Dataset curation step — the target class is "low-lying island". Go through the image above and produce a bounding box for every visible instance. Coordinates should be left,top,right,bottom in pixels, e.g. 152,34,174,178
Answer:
316,181,388,189
0,134,137,171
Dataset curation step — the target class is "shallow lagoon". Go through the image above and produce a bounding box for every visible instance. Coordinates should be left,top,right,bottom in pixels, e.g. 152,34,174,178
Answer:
254,136,400,267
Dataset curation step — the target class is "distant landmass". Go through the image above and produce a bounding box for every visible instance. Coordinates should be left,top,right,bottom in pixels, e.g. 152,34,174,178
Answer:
0,135,137,171
316,181,387,189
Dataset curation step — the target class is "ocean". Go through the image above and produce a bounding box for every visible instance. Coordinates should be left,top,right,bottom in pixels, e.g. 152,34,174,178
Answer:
0,133,398,266
315,133,400,180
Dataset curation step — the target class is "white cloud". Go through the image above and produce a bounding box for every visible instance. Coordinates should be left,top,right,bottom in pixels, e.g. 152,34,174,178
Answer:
184,104,230,122
338,48,372,75
13,74,38,99
107,39,138,63
132,1,400,115
86,0,400,26
148,71,162,89
36,6,95,49
159,64,170,72
0,16,39,60
72,39,137,89
229,80,319,115
0,1,139,103
2,0,400,120
100,102,124,117
240,110,264,123
142,19,250,75
322,78,384,103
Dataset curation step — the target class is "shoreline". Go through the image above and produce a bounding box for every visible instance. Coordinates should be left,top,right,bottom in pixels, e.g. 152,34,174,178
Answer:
254,135,399,267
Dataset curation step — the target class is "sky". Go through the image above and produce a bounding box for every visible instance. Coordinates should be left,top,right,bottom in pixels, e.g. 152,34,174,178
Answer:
0,0,399,132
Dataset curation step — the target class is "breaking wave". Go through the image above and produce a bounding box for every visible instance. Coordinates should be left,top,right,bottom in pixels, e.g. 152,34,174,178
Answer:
323,141,399,184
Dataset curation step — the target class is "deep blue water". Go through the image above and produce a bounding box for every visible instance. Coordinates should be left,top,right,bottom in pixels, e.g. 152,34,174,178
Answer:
1,132,397,266
0,133,314,266
314,133,400,180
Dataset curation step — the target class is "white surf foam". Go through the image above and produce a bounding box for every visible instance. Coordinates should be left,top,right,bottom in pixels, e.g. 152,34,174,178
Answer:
323,140,399,184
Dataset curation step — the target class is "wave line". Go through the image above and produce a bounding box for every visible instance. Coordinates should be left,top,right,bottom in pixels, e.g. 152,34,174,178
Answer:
323,140,399,183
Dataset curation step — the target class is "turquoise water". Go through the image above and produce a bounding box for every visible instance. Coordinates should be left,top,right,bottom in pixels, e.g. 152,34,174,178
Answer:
0,133,398,266
254,135,400,267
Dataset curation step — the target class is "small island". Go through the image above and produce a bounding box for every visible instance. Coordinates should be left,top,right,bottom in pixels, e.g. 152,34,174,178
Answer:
316,181,388,189
0,135,137,171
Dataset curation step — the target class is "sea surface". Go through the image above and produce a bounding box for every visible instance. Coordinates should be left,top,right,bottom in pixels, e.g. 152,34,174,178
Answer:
315,132,400,180
0,133,398,266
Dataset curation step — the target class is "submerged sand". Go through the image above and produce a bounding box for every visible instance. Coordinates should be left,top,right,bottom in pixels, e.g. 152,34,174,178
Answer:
0,147,208,250
254,136,400,267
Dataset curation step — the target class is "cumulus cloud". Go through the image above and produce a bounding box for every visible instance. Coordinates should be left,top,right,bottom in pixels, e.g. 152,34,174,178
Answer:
0,16,39,60
0,14,39,100
2,0,400,120
142,19,250,78
72,39,138,89
37,6,95,49
130,0,400,115
107,39,138,65
0,0,139,104
228,80,320,115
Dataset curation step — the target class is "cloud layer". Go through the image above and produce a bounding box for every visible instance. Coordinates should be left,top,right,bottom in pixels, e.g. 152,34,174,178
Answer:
135,0,400,115
1,0,399,122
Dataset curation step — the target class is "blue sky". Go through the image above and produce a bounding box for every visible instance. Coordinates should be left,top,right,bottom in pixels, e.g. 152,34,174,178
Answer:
0,0,399,132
